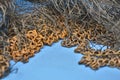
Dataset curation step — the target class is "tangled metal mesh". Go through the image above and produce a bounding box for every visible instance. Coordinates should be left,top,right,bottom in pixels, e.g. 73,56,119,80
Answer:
0,0,120,78
81,0,120,50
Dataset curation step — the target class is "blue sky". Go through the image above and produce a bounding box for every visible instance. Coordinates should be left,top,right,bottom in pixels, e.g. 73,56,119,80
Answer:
2,41,120,80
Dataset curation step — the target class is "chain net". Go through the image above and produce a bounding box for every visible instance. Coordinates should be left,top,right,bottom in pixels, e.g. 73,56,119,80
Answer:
0,0,120,78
